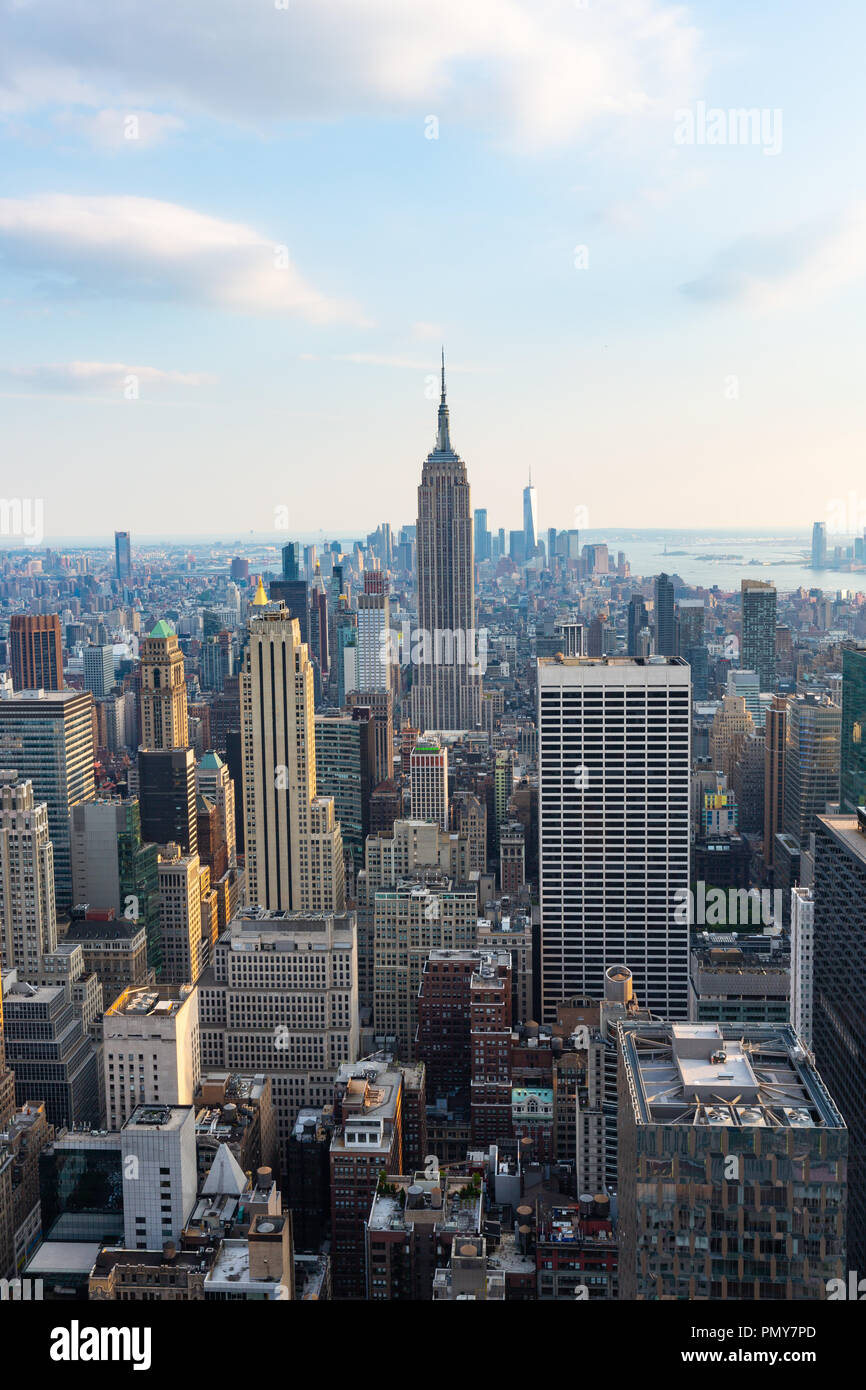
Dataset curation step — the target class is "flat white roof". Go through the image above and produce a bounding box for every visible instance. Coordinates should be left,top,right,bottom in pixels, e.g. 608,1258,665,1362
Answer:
25,1241,102,1274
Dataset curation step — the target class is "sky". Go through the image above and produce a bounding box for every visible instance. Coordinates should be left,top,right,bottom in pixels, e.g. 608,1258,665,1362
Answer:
1,0,865,542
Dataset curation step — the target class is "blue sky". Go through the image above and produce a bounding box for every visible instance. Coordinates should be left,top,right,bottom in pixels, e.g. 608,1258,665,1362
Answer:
1,0,865,541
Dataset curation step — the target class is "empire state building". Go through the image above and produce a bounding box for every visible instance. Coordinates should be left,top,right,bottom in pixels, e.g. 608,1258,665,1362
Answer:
412,353,482,732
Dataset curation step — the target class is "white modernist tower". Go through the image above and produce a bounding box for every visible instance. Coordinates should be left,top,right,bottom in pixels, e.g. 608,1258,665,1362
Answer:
412,352,482,733
538,655,691,1021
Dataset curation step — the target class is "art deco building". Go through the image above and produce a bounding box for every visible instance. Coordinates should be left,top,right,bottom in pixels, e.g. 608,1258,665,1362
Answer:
137,620,197,856
0,772,57,978
198,909,359,1162
241,585,344,913
140,620,188,752
411,353,482,732
157,845,204,986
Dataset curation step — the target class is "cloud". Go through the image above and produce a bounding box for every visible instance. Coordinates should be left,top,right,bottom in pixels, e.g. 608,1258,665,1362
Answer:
0,361,213,396
55,108,185,148
0,194,366,320
0,0,699,150
411,321,444,341
680,204,866,312
334,352,434,370
333,351,484,372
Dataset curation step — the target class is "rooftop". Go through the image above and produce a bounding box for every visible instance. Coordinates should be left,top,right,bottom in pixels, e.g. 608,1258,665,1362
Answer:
368,1172,483,1235
125,1104,192,1132
106,985,191,1019
817,813,866,866
204,1239,286,1297
619,1021,845,1130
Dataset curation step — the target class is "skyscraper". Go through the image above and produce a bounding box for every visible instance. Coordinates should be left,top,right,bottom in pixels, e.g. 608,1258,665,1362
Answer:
783,693,841,845
523,470,538,561
840,643,866,813
0,772,57,978
677,598,705,654
199,909,359,1162
763,695,788,873
654,573,676,656
281,542,301,581
137,620,197,856
812,809,866,1268
412,352,482,732
356,572,390,693
626,595,648,656
83,643,115,698
741,579,777,690
114,530,131,583
196,751,236,870
158,845,204,986
0,688,95,908
103,983,200,1131
241,585,344,913
474,508,491,563
140,620,188,751
0,977,16,1128
617,1020,846,1300
538,656,691,1020
348,688,394,787
409,738,448,830
812,521,827,569
314,711,376,866
9,614,63,692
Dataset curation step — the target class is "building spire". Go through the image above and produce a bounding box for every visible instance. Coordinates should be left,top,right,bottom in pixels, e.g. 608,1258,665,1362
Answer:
436,346,451,452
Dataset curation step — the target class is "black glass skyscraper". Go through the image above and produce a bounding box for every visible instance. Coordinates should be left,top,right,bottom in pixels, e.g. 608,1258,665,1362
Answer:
114,530,131,582
654,573,675,656
812,809,866,1269
627,594,648,655
282,541,301,581
841,644,866,813
742,579,777,689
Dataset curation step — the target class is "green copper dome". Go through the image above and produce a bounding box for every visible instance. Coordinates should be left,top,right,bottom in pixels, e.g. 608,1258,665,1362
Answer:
149,619,174,639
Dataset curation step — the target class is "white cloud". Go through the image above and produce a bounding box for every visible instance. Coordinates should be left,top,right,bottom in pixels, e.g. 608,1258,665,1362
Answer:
0,361,213,395
0,194,366,321
681,204,866,313
0,0,700,149
56,108,185,148
411,321,444,341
